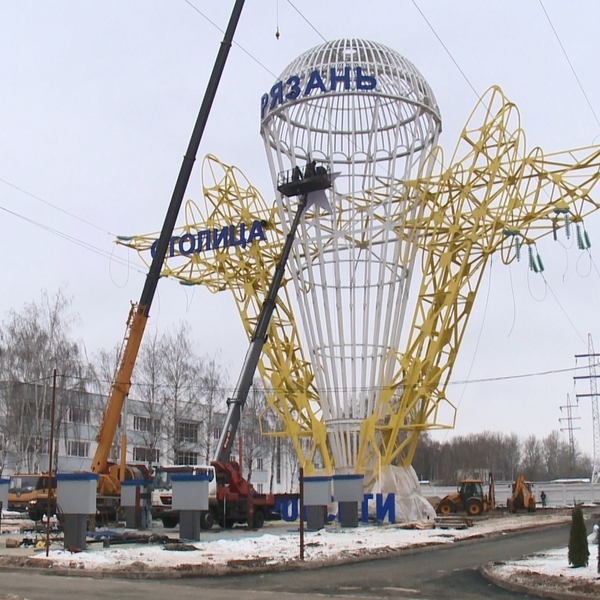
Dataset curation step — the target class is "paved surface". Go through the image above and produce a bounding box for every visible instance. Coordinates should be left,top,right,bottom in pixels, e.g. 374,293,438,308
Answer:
0,523,571,600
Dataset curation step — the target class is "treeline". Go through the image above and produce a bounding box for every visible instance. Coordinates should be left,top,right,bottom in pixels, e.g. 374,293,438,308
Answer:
412,430,593,484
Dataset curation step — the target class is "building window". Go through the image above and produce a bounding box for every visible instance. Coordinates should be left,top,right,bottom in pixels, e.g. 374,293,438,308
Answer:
67,407,90,424
133,447,160,463
177,420,199,444
213,426,221,441
176,450,198,465
255,483,264,493
67,441,89,457
133,415,160,433
253,432,261,445
255,457,263,470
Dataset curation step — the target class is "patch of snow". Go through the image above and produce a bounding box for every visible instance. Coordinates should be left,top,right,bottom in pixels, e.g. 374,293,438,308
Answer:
495,544,599,585
27,513,572,572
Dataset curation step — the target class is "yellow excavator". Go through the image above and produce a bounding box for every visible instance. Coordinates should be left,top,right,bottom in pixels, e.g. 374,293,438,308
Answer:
436,473,496,517
507,474,536,513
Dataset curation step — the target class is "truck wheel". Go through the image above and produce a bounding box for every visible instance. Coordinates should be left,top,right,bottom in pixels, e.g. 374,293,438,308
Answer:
161,514,179,528
200,510,214,530
527,498,536,513
465,498,483,516
252,510,265,529
438,499,455,515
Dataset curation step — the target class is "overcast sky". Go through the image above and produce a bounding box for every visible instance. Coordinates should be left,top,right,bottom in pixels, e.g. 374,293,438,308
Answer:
1,1,600,459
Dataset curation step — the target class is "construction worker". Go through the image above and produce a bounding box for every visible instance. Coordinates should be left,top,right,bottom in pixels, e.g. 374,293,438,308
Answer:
540,490,547,508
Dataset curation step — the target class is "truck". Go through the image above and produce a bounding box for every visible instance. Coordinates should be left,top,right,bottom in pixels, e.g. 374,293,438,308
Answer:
151,162,333,530
151,463,276,530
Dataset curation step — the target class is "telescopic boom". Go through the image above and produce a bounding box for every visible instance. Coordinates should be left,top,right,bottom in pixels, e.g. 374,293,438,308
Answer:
213,162,332,465
92,0,246,475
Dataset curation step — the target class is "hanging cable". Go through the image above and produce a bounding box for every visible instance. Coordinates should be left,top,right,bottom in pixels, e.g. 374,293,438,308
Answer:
538,0,600,132
0,177,116,237
411,0,480,100
285,0,327,42
0,203,145,274
183,0,278,78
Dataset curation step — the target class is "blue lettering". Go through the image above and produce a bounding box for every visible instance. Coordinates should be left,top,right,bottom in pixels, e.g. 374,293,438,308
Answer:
247,220,266,244
260,93,269,119
229,223,247,248
213,226,229,249
178,233,195,255
279,499,298,522
197,230,211,252
270,81,284,110
330,66,351,91
356,66,376,91
304,70,327,95
361,493,373,522
169,236,180,258
376,493,395,523
285,75,301,100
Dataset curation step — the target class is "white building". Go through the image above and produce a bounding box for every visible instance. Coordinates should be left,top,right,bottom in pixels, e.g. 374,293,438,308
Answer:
0,382,296,493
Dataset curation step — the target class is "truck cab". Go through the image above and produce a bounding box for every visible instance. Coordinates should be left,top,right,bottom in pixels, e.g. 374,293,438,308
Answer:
151,464,216,528
8,474,57,521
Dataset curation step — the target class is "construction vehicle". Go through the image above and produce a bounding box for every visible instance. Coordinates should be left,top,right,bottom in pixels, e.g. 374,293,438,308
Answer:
151,463,277,530
507,474,536,513
151,162,333,530
436,473,496,517
87,1,245,515
8,474,56,521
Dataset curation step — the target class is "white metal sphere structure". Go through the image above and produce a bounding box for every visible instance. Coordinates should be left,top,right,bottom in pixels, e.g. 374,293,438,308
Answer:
261,39,442,474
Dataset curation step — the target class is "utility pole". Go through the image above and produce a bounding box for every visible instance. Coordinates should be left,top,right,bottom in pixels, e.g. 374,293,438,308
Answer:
559,393,580,475
573,334,600,483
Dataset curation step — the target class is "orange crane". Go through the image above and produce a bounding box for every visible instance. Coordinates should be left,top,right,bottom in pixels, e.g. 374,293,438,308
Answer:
90,0,246,510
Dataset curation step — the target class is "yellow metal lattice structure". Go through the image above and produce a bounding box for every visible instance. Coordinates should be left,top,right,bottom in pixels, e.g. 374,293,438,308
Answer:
120,86,600,480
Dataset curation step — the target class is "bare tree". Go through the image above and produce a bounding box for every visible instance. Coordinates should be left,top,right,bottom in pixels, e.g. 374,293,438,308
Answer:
239,379,269,482
522,434,544,480
200,352,227,463
0,288,91,473
160,322,204,465
127,330,164,468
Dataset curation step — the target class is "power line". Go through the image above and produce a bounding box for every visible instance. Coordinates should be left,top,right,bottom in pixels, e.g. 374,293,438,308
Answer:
59,362,598,392
537,0,600,132
0,177,115,237
285,0,327,43
183,0,278,78
541,272,587,346
0,203,145,274
410,0,480,100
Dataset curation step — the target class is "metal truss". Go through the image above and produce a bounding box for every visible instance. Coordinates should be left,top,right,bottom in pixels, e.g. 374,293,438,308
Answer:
121,86,600,485
118,156,331,474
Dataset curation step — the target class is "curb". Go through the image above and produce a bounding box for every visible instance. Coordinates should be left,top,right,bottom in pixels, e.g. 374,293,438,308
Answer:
479,562,598,600
0,517,573,580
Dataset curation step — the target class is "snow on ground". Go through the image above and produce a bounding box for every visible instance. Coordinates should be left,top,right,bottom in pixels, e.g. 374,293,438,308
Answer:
24,513,571,573
494,544,599,585
3,511,600,597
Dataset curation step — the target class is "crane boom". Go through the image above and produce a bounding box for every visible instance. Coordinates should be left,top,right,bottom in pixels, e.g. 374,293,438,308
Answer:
214,163,332,465
92,0,246,475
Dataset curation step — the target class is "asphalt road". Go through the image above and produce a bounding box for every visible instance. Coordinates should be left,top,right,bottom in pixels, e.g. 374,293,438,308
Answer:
0,523,572,600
